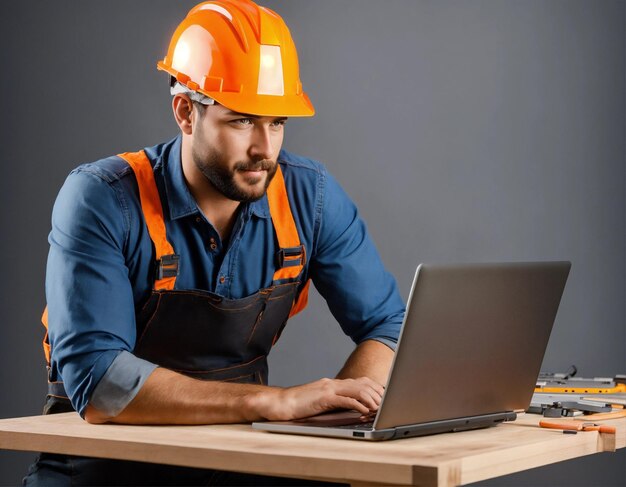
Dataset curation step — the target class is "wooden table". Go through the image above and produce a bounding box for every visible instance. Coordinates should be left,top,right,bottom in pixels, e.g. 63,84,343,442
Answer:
0,413,624,486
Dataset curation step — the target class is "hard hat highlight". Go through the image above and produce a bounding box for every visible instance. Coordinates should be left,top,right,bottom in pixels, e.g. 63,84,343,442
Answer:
158,0,315,117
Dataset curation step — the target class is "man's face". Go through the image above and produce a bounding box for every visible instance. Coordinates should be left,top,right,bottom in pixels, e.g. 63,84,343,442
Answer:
190,103,287,203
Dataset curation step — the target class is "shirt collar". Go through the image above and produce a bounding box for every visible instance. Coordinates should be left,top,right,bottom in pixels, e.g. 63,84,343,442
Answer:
161,134,271,221
249,193,270,218
161,135,199,221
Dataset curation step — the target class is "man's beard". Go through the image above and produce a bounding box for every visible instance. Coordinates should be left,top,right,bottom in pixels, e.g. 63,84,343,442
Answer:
192,145,277,203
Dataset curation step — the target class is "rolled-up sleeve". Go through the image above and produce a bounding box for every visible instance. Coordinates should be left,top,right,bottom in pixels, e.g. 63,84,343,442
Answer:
46,167,155,417
310,171,405,349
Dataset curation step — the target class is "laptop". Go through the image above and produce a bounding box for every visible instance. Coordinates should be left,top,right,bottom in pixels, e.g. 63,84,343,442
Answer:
253,261,571,440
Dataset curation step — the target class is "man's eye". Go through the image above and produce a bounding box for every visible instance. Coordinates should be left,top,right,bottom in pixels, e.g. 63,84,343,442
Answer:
233,118,253,126
271,120,286,128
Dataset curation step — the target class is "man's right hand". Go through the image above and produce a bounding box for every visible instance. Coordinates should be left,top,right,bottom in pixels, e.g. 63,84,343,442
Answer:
248,377,385,421
85,367,384,425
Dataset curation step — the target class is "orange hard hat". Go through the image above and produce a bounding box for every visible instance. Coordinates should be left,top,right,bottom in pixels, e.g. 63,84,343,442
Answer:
157,0,314,117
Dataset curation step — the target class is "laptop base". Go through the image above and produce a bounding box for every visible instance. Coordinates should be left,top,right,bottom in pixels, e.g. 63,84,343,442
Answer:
252,411,517,441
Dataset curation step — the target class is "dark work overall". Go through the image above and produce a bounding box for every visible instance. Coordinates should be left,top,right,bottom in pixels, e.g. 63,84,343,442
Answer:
24,150,340,486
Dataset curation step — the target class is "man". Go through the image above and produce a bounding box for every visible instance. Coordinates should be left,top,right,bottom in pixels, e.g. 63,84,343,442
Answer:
25,0,404,485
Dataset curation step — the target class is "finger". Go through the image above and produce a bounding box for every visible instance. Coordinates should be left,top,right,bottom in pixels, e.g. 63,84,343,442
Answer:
353,381,384,405
332,396,370,415
367,385,384,405
359,411,377,422
335,383,382,412
335,379,383,407
356,389,381,412
356,377,386,397
351,377,384,398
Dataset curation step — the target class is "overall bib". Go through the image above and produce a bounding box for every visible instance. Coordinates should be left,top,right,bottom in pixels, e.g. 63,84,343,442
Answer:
26,150,324,486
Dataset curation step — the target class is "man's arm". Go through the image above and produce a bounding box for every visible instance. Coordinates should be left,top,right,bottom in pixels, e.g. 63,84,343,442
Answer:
52,166,386,426
84,366,384,424
308,170,405,384
336,339,394,386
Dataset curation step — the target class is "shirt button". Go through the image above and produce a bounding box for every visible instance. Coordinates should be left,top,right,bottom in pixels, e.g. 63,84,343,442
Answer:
210,243,218,251
219,276,226,284
195,217,202,223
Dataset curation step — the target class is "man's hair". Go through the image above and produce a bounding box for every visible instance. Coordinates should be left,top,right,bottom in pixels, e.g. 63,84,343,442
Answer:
192,100,208,115
169,76,209,115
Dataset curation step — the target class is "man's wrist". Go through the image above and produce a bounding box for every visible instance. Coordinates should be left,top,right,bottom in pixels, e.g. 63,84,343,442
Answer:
241,386,284,421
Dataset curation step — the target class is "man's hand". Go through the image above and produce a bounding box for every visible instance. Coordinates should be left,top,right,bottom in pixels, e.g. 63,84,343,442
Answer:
250,377,384,421
85,367,385,425
84,340,393,426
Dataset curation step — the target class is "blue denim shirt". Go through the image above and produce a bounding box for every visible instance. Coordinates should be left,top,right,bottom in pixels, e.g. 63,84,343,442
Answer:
46,135,405,417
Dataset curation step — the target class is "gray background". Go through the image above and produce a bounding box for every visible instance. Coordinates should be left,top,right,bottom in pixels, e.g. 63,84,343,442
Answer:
1,0,624,485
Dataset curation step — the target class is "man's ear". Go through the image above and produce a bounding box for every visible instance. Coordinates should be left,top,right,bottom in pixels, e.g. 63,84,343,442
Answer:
172,94,194,135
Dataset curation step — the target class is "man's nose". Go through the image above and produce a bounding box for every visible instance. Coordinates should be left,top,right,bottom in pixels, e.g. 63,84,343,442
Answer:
249,125,274,160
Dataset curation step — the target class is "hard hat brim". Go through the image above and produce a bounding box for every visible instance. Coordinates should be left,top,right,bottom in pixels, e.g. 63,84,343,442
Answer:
158,62,315,117
209,91,315,118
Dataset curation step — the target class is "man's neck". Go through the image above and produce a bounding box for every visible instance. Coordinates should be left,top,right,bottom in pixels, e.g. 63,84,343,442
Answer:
198,197,241,243
180,142,240,241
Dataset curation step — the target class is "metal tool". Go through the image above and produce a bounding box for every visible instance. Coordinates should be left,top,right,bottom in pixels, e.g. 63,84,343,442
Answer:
536,366,626,394
529,393,612,417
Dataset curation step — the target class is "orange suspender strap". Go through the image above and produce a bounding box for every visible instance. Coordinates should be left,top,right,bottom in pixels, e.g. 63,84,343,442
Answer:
266,164,310,317
41,150,178,364
118,151,179,291
289,280,310,318
41,157,308,363
42,306,51,364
